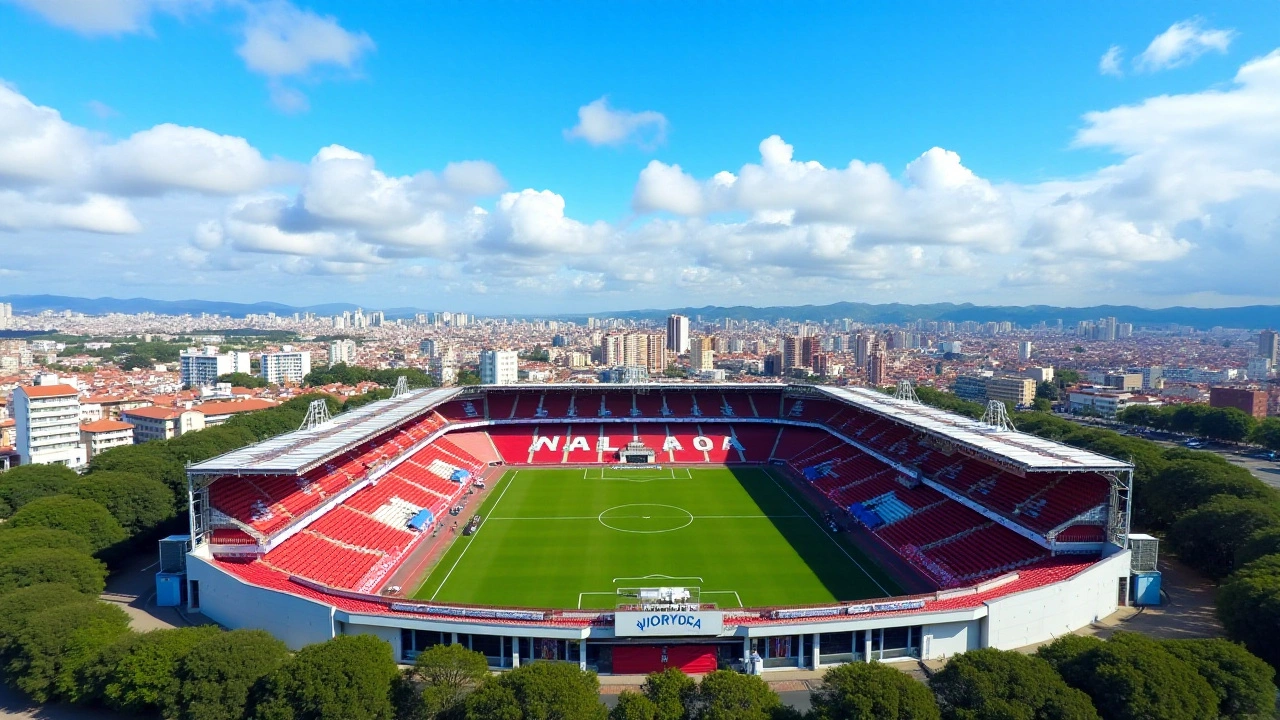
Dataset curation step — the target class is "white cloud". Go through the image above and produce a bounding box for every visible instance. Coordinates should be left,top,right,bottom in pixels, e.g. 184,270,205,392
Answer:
1136,18,1235,73
0,190,141,234
237,1,374,77
2,0,210,35
565,96,668,149
1099,45,1124,77
96,123,281,195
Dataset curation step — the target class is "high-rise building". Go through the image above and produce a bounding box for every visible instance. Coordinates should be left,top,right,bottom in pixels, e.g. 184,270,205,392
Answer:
1209,387,1269,419
328,339,356,367
854,333,874,369
690,336,715,372
179,346,250,388
480,350,519,385
666,315,690,354
1259,330,1279,363
645,334,668,373
1018,341,1033,361
867,349,888,386
14,382,86,468
261,346,311,385
781,336,806,371
0,302,11,329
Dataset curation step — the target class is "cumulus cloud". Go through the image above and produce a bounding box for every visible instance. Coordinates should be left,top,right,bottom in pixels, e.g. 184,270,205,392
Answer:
1099,45,1124,77
565,97,668,149
1136,18,1235,73
237,1,374,77
2,0,211,35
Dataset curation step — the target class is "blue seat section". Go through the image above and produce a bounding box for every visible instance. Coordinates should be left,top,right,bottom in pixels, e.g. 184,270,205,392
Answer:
863,492,914,526
848,503,884,529
802,461,835,482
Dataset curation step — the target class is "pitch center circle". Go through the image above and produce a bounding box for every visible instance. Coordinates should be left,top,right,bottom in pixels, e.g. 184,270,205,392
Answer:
598,504,694,534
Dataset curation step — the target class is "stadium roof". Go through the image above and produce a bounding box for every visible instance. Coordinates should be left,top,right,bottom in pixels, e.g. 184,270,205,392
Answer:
818,386,1131,472
188,387,464,475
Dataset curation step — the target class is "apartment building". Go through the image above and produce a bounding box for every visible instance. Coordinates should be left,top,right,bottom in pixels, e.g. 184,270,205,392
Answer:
80,419,135,460
14,384,86,468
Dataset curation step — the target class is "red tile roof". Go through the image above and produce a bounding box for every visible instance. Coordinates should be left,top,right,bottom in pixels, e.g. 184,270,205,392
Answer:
122,406,186,420
20,384,79,398
80,419,135,433
197,398,278,416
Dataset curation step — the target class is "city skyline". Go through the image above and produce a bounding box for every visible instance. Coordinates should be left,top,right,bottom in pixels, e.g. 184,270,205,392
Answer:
2,3,1280,313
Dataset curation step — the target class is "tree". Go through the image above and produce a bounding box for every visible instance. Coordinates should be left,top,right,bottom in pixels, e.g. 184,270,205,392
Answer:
68,471,176,536
687,670,781,720
218,372,269,388
7,598,131,702
248,634,398,720
641,667,697,720
1198,407,1256,443
174,629,291,720
0,526,93,557
405,643,490,719
456,369,482,386
1161,638,1276,719
1168,495,1280,577
1217,554,1280,668
81,625,224,715
928,648,1096,720
7,495,128,552
464,662,607,720
0,463,80,518
811,661,940,720
1249,417,1280,452
1035,381,1058,401
1036,632,1217,720
1237,526,1280,568
1143,459,1274,528
611,691,658,720
0,547,108,595
0,583,92,665
1031,398,1052,412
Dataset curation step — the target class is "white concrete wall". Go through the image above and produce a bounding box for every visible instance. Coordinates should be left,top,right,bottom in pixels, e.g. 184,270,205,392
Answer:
982,551,1130,650
921,619,980,660
187,556,335,650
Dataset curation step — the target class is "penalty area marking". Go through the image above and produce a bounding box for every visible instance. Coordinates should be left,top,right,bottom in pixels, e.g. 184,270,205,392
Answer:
428,470,519,601
583,467,693,482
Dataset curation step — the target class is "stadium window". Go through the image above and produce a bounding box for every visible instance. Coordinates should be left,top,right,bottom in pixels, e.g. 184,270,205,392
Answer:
399,629,449,660
761,635,802,668
878,625,921,660
818,631,856,664
471,634,503,661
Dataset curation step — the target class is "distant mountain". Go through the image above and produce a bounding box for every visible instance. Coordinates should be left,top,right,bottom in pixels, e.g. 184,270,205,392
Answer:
2,295,1277,329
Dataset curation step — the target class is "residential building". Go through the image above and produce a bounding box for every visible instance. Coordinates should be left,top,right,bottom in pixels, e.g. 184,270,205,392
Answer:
602,366,650,383
1259,330,1279,363
985,376,1037,407
1209,387,1269,419
690,336,715,372
1069,389,1162,418
80,419,135,460
260,346,311,385
1024,367,1054,383
328,339,356,367
14,384,86,468
479,350,519,385
1018,341,1032,361
953,374,991,402
666,315,690,354
122,407,207,443
180,346,250,388
867,350,887,386
197,398,279,426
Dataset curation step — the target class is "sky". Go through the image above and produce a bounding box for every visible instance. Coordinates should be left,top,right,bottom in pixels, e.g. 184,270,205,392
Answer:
1,1,1279,314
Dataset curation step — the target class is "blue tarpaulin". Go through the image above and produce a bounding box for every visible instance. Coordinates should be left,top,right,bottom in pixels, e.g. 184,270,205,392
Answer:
848,504,883,529
407,509,435,531
450,469,471,483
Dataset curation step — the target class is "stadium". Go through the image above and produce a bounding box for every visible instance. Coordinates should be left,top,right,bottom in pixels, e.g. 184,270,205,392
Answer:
181,383,1135,675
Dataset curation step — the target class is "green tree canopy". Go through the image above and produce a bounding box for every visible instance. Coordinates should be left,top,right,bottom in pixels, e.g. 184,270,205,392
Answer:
0,583,93,665
928,648,1096,720
0,463,80,518
1168,495,1280,577
812,661,941,720
641,667,697,720
1250,417,1280,451
1237,526,1280,568
405,642,491,720
1160,638,1276,719
174,629,291,720
68,471,176,536
218,372,269,388
686,670,782,720
1036,632,1217,720
1143,459,1274,528
7,495,128,552
81,625,224,715
7,598,131,702
248,634,398,720
1217,554,1280,669
0,547,107,595
464,661,607,720
611,690,658,720
0,526,94,558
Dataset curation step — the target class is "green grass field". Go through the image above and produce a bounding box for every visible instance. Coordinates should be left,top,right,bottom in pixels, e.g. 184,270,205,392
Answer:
413,466,901,609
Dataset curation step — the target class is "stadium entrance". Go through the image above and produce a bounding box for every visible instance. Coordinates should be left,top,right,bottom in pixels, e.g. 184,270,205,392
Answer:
618,440,656,463
589,642,743,674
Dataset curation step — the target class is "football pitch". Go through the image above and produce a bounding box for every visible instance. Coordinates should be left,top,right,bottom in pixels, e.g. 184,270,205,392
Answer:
413,466,901,609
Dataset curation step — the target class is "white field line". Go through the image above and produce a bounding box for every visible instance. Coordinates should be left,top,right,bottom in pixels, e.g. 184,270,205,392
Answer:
701,590,744,608
429,470,519,601
762,468,891,596
486,514,807,521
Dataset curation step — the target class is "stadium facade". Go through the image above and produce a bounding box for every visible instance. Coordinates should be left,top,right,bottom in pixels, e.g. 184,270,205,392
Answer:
182,383,1134,673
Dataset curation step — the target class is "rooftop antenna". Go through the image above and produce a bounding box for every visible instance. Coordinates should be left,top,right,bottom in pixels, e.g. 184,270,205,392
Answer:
299,398,332,431
392,375,409,398
981,400,1016,433
894,379,919,403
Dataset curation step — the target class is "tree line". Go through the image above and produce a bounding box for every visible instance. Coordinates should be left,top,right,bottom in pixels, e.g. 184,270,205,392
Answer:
303,363,437,390
1118,403,1280,449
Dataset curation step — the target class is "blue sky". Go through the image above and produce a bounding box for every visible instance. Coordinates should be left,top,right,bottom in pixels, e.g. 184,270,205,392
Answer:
1,1,1279,313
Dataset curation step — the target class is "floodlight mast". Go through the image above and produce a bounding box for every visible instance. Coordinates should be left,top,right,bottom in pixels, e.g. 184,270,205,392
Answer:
392,375,408,398
980,400,1016,432
298,398,332,431
893,379,919,403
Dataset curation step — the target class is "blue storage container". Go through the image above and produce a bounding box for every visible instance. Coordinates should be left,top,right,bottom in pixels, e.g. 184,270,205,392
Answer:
1132,571,1162,606
156,572,185,607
